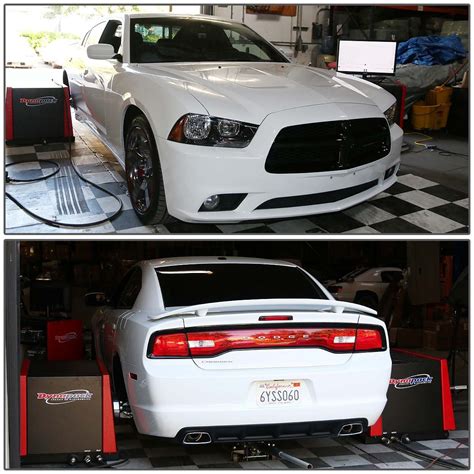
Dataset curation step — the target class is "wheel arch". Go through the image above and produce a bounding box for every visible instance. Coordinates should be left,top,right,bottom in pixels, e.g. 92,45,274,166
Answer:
354,290,379,304
112,353,129,402
121,100,161,152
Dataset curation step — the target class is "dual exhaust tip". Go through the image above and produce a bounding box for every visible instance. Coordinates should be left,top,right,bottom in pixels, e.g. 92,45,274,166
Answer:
183,432,212,445
338,423,364,436
182,423,364,445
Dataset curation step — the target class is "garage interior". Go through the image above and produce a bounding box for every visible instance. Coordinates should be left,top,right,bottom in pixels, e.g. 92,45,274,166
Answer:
5,240,468,469
4,4,469,234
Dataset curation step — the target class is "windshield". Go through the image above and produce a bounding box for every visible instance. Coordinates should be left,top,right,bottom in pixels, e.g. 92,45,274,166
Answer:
130,17,288,63
338,267,368,282
156,263,327,307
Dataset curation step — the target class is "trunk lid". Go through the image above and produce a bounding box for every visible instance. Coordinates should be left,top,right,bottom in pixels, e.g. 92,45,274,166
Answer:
151,299,375,370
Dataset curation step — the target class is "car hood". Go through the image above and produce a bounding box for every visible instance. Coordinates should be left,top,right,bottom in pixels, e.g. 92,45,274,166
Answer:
132,62,394,124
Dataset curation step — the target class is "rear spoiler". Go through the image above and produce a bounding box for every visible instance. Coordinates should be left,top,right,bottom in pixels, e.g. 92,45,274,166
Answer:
148,298,377,321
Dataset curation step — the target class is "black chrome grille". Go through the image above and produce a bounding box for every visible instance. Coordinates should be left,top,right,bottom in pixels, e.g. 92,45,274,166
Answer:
265,118,391,174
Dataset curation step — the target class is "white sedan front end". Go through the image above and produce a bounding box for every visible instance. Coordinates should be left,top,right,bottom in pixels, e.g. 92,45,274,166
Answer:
160,104,402,223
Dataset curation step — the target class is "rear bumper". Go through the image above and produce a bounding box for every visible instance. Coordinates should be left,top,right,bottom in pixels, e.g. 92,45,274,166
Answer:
175,418,368,444
125,350,391,439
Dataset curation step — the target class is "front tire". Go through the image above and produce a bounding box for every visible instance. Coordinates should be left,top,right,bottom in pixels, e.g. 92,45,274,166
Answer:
125,115,170,224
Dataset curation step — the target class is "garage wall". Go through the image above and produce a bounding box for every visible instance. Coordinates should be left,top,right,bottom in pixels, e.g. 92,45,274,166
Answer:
213,4,328,64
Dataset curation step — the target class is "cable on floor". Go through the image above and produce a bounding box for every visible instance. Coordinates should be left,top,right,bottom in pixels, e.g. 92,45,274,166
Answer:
5,140,123,228
390,438,465,469
403,132,468,157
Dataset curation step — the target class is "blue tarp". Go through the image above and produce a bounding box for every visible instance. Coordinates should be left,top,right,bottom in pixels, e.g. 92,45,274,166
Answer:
397,35,466,66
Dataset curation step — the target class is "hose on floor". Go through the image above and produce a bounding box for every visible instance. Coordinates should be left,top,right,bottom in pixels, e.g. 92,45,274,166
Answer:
5,140,123,228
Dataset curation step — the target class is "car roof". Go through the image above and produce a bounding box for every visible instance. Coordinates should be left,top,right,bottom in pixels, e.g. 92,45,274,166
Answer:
141,256,298,269
122,12,237,23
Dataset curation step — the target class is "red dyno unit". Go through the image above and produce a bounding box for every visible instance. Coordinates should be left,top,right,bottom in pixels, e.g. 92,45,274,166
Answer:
5,86,73,145
20,358,117,458
47,319,84,361
369,349,455,438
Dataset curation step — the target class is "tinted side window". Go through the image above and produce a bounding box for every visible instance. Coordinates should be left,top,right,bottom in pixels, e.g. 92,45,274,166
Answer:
99,20,123,53
381,271,403,283
116,268,142,309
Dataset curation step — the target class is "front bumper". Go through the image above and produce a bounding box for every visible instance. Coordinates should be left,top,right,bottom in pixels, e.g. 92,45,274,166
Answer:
157,103,403,223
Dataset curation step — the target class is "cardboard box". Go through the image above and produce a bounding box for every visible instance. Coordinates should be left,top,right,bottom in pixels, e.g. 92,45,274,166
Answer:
423,330,452,351
390,328,423,348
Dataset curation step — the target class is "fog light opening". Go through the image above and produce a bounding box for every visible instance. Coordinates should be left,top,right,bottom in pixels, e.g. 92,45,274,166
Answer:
203,195,220,211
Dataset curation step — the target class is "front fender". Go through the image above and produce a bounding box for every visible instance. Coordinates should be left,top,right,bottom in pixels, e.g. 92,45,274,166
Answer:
111,71,208,158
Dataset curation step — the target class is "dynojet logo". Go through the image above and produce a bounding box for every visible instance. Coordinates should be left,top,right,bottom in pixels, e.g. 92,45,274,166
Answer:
389,373,433,390
19,96,58,107
55,331,77,344
37,389,93,405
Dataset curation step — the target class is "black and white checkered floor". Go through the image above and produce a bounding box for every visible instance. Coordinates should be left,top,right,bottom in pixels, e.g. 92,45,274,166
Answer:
23,420,469,469
110,422,470,470
6,127,469,234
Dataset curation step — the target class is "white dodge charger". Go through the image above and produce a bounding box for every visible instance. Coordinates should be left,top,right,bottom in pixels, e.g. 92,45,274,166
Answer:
67,14,402,224
89,257,391,443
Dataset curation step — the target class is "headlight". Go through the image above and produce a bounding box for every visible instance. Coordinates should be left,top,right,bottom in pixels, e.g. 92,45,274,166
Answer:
384,102,397,126
168,114,258,148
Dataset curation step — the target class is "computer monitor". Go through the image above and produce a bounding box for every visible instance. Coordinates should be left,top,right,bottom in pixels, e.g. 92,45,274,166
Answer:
337,39,397,76
30,280,72,313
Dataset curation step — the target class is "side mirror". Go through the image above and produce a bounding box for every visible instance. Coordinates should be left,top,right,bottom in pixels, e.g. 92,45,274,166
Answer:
85,291,108,307
87,43,115,60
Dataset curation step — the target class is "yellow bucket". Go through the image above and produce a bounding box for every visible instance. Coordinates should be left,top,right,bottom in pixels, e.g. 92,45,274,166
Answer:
411,100,452,130
426,86,453,105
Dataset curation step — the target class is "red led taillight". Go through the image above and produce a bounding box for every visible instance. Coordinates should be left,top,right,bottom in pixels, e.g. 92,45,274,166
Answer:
149,327,383,358
151,333,189,357
355,328,383,351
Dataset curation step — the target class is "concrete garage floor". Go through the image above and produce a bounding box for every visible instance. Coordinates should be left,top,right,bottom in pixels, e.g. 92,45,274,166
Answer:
5,121,469,234
401,132,469,194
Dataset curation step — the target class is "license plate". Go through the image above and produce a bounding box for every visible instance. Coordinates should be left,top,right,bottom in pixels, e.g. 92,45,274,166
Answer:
257,380,303,406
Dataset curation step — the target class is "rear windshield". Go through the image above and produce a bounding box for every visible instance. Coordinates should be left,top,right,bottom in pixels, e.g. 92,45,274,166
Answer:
156,263,327,307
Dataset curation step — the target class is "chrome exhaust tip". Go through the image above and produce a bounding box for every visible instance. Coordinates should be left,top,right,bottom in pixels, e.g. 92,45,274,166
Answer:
338,423,364,436
183,432,212,445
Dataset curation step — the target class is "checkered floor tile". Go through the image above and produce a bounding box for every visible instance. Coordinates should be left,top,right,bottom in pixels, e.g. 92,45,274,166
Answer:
6,139,469,234
23,421,469,469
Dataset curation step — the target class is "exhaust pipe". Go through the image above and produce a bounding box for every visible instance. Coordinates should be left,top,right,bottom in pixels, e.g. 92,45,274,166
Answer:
183,432,212,445
267,446,313,469
338,423,364,436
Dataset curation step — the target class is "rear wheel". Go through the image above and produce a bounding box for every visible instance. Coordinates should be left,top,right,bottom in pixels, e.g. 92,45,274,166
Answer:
125,115,170,224
355,292,378,310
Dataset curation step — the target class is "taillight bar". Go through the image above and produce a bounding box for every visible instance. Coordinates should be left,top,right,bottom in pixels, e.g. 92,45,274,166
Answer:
149,325,385,358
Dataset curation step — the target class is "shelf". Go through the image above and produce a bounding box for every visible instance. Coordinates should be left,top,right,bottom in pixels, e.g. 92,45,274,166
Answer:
378,5,468,17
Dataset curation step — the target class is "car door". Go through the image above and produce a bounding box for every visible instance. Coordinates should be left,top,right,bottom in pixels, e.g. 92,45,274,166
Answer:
71,21,106,129
80,20,123,136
